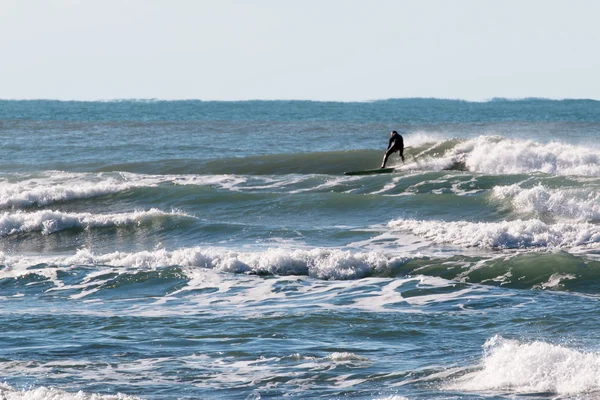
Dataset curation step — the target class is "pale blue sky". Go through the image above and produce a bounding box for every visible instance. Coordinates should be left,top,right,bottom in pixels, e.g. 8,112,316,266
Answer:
1,0,599,101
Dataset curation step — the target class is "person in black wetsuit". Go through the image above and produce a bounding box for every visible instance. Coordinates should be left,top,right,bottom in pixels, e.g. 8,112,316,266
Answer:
381,130,405,168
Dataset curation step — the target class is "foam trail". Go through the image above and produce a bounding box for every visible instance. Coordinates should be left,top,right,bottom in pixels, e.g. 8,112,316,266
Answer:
0,209,191,236
448,335,600,395
388,218,600,249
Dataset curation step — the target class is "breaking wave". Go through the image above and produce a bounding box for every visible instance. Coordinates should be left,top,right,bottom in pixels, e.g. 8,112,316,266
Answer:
86,135,600,177
388,218,600,250
492,183,600,222
3,246,600,294
396,135,600,176
0,209,192,236
30,247,409,281
448,335,600,396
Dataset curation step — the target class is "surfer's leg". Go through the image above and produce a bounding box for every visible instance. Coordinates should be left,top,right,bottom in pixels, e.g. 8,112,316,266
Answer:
381,148,395,168
381,153,388,168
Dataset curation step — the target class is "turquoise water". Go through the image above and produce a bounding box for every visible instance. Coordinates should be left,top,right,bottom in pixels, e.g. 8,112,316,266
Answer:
1,99,600,399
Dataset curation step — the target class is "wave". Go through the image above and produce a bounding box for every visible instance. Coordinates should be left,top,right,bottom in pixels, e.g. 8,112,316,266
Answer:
13,136,597,181
388,218,600,250
492,184,600,223
0,170,371,212
0,247,411,284
93,133,447,175
0,208,192,236
170,135,600,177
96,151,385,175
447,335,600,395
394,135,600,177
3,246,600,294
0,172,163,209
0,382,139,400
0,171,259,209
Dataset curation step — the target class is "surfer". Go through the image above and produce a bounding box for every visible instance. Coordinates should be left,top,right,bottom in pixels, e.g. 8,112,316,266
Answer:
381,130,405,168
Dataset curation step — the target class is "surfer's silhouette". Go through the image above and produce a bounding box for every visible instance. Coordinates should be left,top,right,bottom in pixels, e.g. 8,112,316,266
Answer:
381,130,405,168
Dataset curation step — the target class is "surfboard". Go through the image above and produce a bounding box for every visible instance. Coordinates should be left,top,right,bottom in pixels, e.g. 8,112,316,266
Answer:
344,168,394,176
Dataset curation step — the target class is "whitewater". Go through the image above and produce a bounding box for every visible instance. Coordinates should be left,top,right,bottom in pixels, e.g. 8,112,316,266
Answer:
1,98,600,399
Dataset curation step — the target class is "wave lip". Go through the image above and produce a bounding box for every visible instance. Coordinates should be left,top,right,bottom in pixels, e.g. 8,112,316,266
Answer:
388,218,600,250
0,208,191,236
448,335,600,395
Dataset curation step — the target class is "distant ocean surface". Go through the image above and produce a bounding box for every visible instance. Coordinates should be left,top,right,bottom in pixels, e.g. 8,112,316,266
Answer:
2,98,600,400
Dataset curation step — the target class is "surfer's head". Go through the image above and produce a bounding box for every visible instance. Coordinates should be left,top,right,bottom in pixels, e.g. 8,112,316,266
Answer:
390,130,398,136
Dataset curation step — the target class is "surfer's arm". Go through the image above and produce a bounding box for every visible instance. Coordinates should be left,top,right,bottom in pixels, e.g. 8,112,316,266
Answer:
387,136,395,150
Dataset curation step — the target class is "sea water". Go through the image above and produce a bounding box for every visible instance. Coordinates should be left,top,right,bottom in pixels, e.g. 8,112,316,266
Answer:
1,98,600,399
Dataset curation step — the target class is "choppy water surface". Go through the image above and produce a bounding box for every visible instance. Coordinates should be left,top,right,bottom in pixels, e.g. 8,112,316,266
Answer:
1,99,600,399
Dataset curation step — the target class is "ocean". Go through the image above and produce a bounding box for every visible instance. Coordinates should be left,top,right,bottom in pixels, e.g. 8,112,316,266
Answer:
1,98,600,399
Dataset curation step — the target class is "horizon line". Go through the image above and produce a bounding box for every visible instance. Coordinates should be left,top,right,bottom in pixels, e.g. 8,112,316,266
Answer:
1,96,599,103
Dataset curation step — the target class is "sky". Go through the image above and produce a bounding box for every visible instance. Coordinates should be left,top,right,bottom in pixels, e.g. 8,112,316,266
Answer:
1,0,600,101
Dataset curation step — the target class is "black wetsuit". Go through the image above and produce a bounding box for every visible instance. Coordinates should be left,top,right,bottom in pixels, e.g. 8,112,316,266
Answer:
381,132,405,168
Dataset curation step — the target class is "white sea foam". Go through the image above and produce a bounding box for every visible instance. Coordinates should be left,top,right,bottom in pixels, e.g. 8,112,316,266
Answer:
388,218,600,249
448,335,600,395
462,136,600,176
492,184,600,222
0,208,190,236
176,351,373,392
537,273,577,289
0,382,139,400
59,247,409,280
375,397,409,400
171,174,248,190
326,352,371,362
376,397,409,400
398,136,600,176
